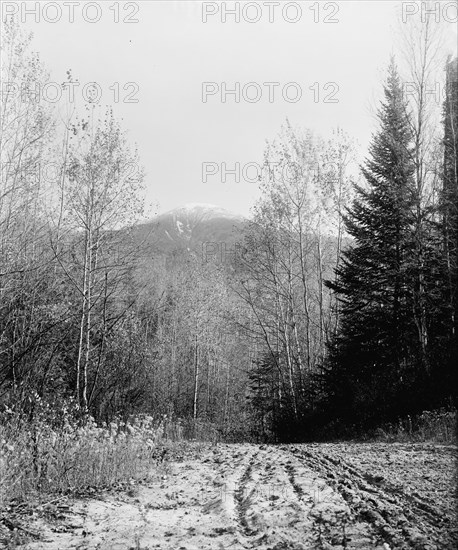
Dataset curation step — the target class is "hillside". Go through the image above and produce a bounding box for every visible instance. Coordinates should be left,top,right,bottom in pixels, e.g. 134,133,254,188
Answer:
133,203,246,260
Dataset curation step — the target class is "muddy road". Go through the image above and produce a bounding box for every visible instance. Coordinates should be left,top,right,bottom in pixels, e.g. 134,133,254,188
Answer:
8,443,457,549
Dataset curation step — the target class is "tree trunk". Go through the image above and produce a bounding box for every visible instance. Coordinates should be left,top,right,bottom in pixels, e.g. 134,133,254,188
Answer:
193,335,199,420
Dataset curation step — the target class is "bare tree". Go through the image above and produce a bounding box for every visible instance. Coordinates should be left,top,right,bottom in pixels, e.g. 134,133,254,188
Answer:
63,109,144,410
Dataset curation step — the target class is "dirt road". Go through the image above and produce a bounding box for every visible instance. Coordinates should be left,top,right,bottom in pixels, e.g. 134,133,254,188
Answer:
10,443,457,549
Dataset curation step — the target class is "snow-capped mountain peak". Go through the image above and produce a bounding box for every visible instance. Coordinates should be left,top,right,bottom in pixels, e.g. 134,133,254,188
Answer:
169,203,241,221
136,203,245,254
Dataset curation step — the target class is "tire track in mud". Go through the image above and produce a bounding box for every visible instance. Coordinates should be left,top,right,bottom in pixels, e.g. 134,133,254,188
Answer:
234,451,259,537
15,443,455,550
282,451,375,549
287,445,456,550
216,446,261,541
284,457,335,548
284,460,305,500
290,445,408,548
235,448,312,547
233,447,365,548
222,447,316,547
322,448,450,535
325,451,446,521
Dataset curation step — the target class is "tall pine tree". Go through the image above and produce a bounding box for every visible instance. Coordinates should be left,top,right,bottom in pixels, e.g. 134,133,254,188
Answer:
324,60,419,429
440,57,458,402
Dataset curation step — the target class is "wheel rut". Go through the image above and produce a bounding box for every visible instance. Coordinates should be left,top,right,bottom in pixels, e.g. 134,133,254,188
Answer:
15,443,456,550
288,444,457,549
234,452,258,537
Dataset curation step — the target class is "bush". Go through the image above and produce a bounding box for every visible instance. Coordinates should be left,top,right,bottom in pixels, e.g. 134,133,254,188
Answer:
0,397,169,509
371,408,457,444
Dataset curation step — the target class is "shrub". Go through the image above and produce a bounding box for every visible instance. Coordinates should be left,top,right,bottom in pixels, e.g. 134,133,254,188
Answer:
371,408,457,444
0,397,168,509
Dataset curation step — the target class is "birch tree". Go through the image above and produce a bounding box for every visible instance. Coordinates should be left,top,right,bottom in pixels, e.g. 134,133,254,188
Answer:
63,109,144,410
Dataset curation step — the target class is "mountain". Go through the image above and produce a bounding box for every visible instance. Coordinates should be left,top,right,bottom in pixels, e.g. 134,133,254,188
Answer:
133,203,247,259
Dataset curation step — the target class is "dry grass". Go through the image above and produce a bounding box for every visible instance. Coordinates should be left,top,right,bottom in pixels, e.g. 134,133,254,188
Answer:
0,400,195,509
372,408,457,444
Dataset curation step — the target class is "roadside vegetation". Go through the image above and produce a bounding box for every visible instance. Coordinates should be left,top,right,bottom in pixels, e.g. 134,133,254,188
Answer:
0,400,220,510
366,408,457,444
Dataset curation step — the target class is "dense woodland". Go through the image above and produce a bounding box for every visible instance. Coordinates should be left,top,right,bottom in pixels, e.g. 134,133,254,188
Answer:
1,17,457,442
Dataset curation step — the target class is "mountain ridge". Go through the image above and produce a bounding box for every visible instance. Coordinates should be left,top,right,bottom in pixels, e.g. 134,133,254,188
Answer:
134,203,246,257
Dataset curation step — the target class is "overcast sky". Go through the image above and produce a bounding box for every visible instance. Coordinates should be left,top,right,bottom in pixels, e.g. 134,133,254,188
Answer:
12,0,458,216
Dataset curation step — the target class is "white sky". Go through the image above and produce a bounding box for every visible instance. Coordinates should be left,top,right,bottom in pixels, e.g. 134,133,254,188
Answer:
6,0,458,216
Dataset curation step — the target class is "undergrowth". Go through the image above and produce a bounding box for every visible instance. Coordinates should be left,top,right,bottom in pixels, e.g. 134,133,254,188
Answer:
371,408,457,444
0,395,218,510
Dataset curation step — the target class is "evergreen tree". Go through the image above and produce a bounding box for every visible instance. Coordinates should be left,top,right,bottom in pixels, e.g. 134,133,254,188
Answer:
440,57,458,401
324,60,419,428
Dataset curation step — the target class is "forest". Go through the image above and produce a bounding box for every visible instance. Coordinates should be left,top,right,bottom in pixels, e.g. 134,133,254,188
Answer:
0,14,456,453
